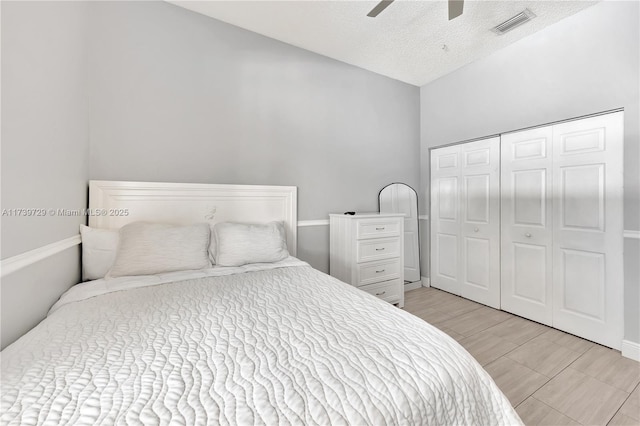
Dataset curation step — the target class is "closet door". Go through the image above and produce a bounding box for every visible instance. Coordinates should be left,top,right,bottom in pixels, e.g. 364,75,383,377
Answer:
430,138,500,306
460,138,501,308
430,145,461,294
551,112,623,349
501,127,554,325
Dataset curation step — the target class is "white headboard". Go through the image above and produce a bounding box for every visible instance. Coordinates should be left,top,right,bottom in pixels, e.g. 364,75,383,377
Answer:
88,181,298,255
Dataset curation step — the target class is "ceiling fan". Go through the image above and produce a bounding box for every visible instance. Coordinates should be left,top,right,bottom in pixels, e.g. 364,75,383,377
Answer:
367,0,465,20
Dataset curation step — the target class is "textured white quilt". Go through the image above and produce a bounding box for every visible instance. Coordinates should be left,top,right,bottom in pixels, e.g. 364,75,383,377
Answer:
1,262,521,425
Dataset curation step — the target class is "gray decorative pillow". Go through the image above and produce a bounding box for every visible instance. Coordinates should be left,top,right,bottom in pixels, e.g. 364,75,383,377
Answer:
108,222,212,278
214,221,289,267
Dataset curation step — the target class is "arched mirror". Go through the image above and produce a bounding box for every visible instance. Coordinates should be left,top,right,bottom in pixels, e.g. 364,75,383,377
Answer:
378,183,421,284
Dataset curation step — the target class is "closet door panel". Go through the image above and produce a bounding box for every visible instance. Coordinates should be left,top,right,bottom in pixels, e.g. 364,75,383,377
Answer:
512,243,547,304
501,127,553,325
464,237,489,285
465,175,489,222
430,145,461,294
560,165,604,231
513,169,547,227
552,112,623,349
460,137,500,308
559,249,605,319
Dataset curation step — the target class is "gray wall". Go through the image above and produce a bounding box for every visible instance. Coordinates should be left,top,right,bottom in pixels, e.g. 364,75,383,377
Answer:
1,1,89,257
87,1,421,272
419,1,639,342
1,248,81,348
624,238,640,345
0,0,419,348
1,1,89,349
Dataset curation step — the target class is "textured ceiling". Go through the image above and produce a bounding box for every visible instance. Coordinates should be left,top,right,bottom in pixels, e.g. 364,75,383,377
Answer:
168,0,597,86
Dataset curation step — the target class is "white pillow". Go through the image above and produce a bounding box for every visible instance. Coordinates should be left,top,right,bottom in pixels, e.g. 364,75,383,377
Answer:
208,226,217,264
214,221,289,267
108,222,212,278
80,225,119,281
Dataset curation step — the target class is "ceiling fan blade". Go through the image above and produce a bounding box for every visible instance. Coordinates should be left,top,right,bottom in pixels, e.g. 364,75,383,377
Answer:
448,0,464,20
367,0,394,17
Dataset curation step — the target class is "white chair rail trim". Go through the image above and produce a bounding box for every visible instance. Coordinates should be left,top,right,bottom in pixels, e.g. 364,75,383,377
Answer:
623,230,640,239
0,220,330,277
297,219,329,227
1,235,81,277
3,227,637,277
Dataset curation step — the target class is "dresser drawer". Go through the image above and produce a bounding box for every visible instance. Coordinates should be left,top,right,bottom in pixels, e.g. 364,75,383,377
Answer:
357,237,401,263
359,279,402,304
357,219,401,240
356,259,401,286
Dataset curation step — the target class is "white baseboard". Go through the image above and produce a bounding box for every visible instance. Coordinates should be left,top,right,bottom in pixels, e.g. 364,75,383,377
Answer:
421,276,430,287
1,235,81,277
622,340,640,361
404,281,422,291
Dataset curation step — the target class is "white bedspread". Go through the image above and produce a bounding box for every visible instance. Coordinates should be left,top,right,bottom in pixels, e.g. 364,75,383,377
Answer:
1,261,522,425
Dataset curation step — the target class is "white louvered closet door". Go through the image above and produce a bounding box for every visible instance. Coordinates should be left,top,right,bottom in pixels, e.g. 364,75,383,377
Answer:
430,137,500,307
551,112,623,349
500,127,554,325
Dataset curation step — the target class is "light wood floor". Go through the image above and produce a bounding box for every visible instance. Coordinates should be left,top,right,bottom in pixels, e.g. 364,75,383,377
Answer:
403,287,640,426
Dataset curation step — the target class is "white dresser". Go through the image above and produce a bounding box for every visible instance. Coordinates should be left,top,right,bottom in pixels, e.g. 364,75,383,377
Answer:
329,213,405,307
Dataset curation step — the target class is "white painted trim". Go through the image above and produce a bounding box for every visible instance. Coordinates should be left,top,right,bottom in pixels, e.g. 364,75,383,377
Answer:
0,235,81,277
622,340,640,361
418,215,429,220
421,276,431,287
404,281,422,291
298,219,329,227
624,230,640,239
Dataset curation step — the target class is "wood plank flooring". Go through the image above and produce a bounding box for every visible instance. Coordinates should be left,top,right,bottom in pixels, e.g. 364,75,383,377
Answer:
403,287,640,426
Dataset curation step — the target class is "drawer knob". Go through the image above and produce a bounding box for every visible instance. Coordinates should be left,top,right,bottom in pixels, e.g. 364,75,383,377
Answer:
525,233,532,238
375,269,385,273
375,247,386,251
474,227,479,232
375,291,386,296
376,227,385,230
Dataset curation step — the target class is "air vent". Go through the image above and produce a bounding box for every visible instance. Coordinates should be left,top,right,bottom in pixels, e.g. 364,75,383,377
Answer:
491,9,536,35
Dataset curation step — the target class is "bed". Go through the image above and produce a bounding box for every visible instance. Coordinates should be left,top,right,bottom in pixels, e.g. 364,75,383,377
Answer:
1,181,521,425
